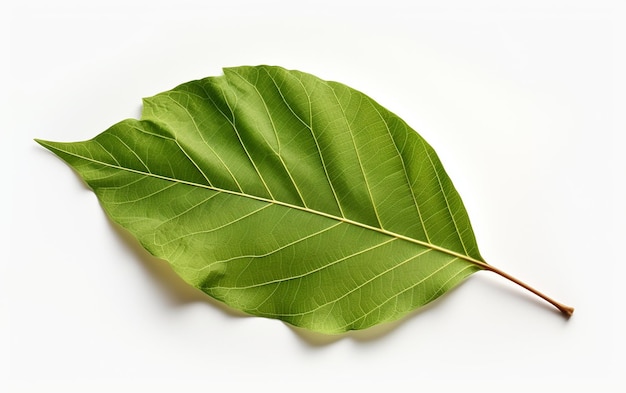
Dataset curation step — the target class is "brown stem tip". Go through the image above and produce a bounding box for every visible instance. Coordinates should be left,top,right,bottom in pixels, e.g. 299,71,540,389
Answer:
558,304,575,318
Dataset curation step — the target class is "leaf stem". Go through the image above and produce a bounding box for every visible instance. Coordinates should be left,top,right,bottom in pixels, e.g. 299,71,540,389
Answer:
472,260,574,317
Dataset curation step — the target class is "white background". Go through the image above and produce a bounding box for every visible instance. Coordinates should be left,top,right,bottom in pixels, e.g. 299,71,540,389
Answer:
2,1,625,392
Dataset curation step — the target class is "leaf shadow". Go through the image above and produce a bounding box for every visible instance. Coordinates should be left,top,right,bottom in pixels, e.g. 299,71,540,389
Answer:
104,215,251,319
284,280,472,347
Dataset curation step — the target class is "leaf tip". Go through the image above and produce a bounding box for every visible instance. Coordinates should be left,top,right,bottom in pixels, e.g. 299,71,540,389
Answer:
34,138,68,157
34,138,51,149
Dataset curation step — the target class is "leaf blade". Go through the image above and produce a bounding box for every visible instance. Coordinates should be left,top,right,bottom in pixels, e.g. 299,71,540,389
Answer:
37,65,487,333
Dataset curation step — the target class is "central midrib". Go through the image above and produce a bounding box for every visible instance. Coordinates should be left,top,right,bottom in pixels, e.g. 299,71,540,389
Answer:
40,141,490,271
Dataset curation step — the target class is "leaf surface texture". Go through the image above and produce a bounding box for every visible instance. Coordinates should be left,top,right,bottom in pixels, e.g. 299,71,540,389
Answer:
38,66,486,333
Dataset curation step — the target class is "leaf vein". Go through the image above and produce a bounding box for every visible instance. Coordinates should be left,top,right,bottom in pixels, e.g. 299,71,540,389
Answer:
329,86,383,228
214,237,398,290
198,221,344,271
367,99,431,242
259,249,434,317
421,139,469,255
160,204,272,245
202,80,276,199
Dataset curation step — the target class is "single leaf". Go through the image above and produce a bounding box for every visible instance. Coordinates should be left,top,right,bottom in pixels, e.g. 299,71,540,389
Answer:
36,65,572,334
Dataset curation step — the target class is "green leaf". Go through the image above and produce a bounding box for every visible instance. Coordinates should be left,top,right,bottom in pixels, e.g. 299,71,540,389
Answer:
36,65,572,334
